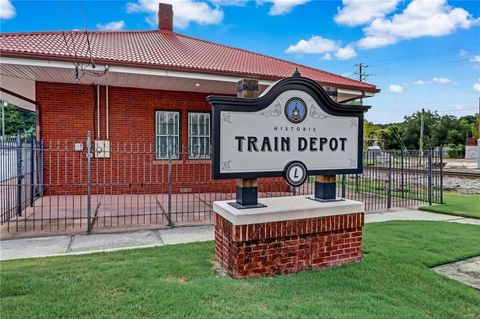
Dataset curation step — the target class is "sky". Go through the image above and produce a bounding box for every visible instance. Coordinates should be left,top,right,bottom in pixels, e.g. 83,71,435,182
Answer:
0,0,479,124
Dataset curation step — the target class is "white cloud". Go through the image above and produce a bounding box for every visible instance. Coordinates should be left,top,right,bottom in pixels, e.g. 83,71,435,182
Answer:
96,20,126,31
471,55,480,63
432,77,451,84
334,0,400,27
321,53,333,60
358,0,480,49
285,35,339,54
389,84,404,93
0,0,16,20
127,0,224,29
211,0,247,5
258,0,310,16
341,72,354,77
459,49,469,57
414,77,455,85
334,45,357,60
286,36,358,60
474,80,480,92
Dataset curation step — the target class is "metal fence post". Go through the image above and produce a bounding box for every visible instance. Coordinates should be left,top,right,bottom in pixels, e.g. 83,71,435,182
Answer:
428,148,433,206
38,140,44,197
354,174,359,193
387,152,392,209
30,135,35,206
439,147,444,204
87,131,92,232
167,135,173,226
400,149,405,199
16,130,22,216
341,174,346,198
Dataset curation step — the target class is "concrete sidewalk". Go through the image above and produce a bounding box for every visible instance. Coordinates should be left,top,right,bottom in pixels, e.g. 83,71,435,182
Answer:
1,210,478,261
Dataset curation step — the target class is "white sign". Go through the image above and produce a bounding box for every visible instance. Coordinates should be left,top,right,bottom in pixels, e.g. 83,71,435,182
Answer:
208,76,368,183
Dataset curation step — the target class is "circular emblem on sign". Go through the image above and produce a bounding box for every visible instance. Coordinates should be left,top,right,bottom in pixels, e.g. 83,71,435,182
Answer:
285,98,307,124
284,161,308,187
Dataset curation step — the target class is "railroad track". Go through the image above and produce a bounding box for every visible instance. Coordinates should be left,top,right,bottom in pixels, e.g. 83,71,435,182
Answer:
443,170,480,178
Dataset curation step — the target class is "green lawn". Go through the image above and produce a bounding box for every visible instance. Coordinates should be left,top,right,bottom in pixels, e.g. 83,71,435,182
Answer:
1,222,480,319
420,192,480,219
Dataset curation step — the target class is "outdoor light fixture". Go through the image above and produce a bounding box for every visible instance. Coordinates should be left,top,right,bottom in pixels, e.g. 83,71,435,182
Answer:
195,83,200,87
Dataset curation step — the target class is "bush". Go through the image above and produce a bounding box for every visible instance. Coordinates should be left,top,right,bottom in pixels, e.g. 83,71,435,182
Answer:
444,143,465,158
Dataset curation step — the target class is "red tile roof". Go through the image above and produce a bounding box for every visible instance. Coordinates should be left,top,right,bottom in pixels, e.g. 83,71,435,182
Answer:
0,30,379,93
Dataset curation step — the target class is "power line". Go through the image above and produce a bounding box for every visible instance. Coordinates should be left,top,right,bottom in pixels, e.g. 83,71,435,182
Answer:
78,0,96,69
366,45,465,66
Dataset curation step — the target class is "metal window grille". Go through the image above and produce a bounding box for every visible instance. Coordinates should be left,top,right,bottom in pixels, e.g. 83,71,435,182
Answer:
155,111,179,159
188,112,210,159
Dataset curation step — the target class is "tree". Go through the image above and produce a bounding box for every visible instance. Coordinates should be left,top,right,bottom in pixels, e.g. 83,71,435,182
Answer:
1,102,35,137
363,121,378,148
368,110,478,150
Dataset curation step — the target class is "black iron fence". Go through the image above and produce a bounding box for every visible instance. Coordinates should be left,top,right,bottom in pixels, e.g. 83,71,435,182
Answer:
0,132,443,234
1,134,42,224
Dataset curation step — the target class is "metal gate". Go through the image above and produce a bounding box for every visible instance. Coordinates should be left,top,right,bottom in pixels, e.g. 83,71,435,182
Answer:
1,134,41,225
0,131,443,234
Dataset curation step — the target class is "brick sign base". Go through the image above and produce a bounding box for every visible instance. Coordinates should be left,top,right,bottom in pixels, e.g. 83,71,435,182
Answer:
215,212,364,278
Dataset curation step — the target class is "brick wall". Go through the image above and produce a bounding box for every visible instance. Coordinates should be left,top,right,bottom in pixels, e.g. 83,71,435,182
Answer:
36,81,289,195
215,212,364,278
36,81,213,143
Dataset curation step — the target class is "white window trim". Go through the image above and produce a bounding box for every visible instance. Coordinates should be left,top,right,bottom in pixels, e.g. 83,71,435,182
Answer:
188,112,211,159
155,110,180,160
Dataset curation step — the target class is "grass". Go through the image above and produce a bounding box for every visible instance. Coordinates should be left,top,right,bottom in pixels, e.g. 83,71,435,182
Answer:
1,222,480,319
420,192,480,219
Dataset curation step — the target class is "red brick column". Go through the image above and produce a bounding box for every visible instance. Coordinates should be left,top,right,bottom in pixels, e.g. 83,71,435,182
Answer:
215,212,364,278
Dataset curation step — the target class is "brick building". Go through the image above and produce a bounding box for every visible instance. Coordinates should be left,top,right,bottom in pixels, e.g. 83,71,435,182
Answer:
0,3,379,196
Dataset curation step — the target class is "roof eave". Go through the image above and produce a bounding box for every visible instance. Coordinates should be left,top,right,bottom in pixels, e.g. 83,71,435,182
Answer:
0,51,380,93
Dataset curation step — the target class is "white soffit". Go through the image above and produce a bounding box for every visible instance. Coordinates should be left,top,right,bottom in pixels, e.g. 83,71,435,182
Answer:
0,74,36,112
338,88,374,97
0,57,274,95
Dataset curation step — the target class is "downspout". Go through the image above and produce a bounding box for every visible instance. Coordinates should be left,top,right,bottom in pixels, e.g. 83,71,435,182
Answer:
96,84,100,140
106,84,109,140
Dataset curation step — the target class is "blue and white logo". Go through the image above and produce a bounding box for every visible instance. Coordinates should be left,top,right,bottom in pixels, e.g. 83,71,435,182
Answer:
285,98,307,124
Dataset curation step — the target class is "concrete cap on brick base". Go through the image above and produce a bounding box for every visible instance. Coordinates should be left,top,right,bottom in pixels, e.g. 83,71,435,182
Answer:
213,196,364,225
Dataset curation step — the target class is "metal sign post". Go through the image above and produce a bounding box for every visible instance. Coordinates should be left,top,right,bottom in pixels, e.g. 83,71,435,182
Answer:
233,79,263,208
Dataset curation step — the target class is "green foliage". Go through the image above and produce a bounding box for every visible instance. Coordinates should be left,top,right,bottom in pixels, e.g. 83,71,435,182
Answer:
444,143,465,159
1,102,35,137
1,222,479,318
364,110,478,150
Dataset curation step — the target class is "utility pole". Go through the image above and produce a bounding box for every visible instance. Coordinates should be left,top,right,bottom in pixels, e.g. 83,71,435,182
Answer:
419,108,425,155
353,63,372,105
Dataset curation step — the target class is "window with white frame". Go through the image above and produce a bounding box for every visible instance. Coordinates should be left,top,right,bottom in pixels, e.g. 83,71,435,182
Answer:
155,111,180,159
188,112,210,159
